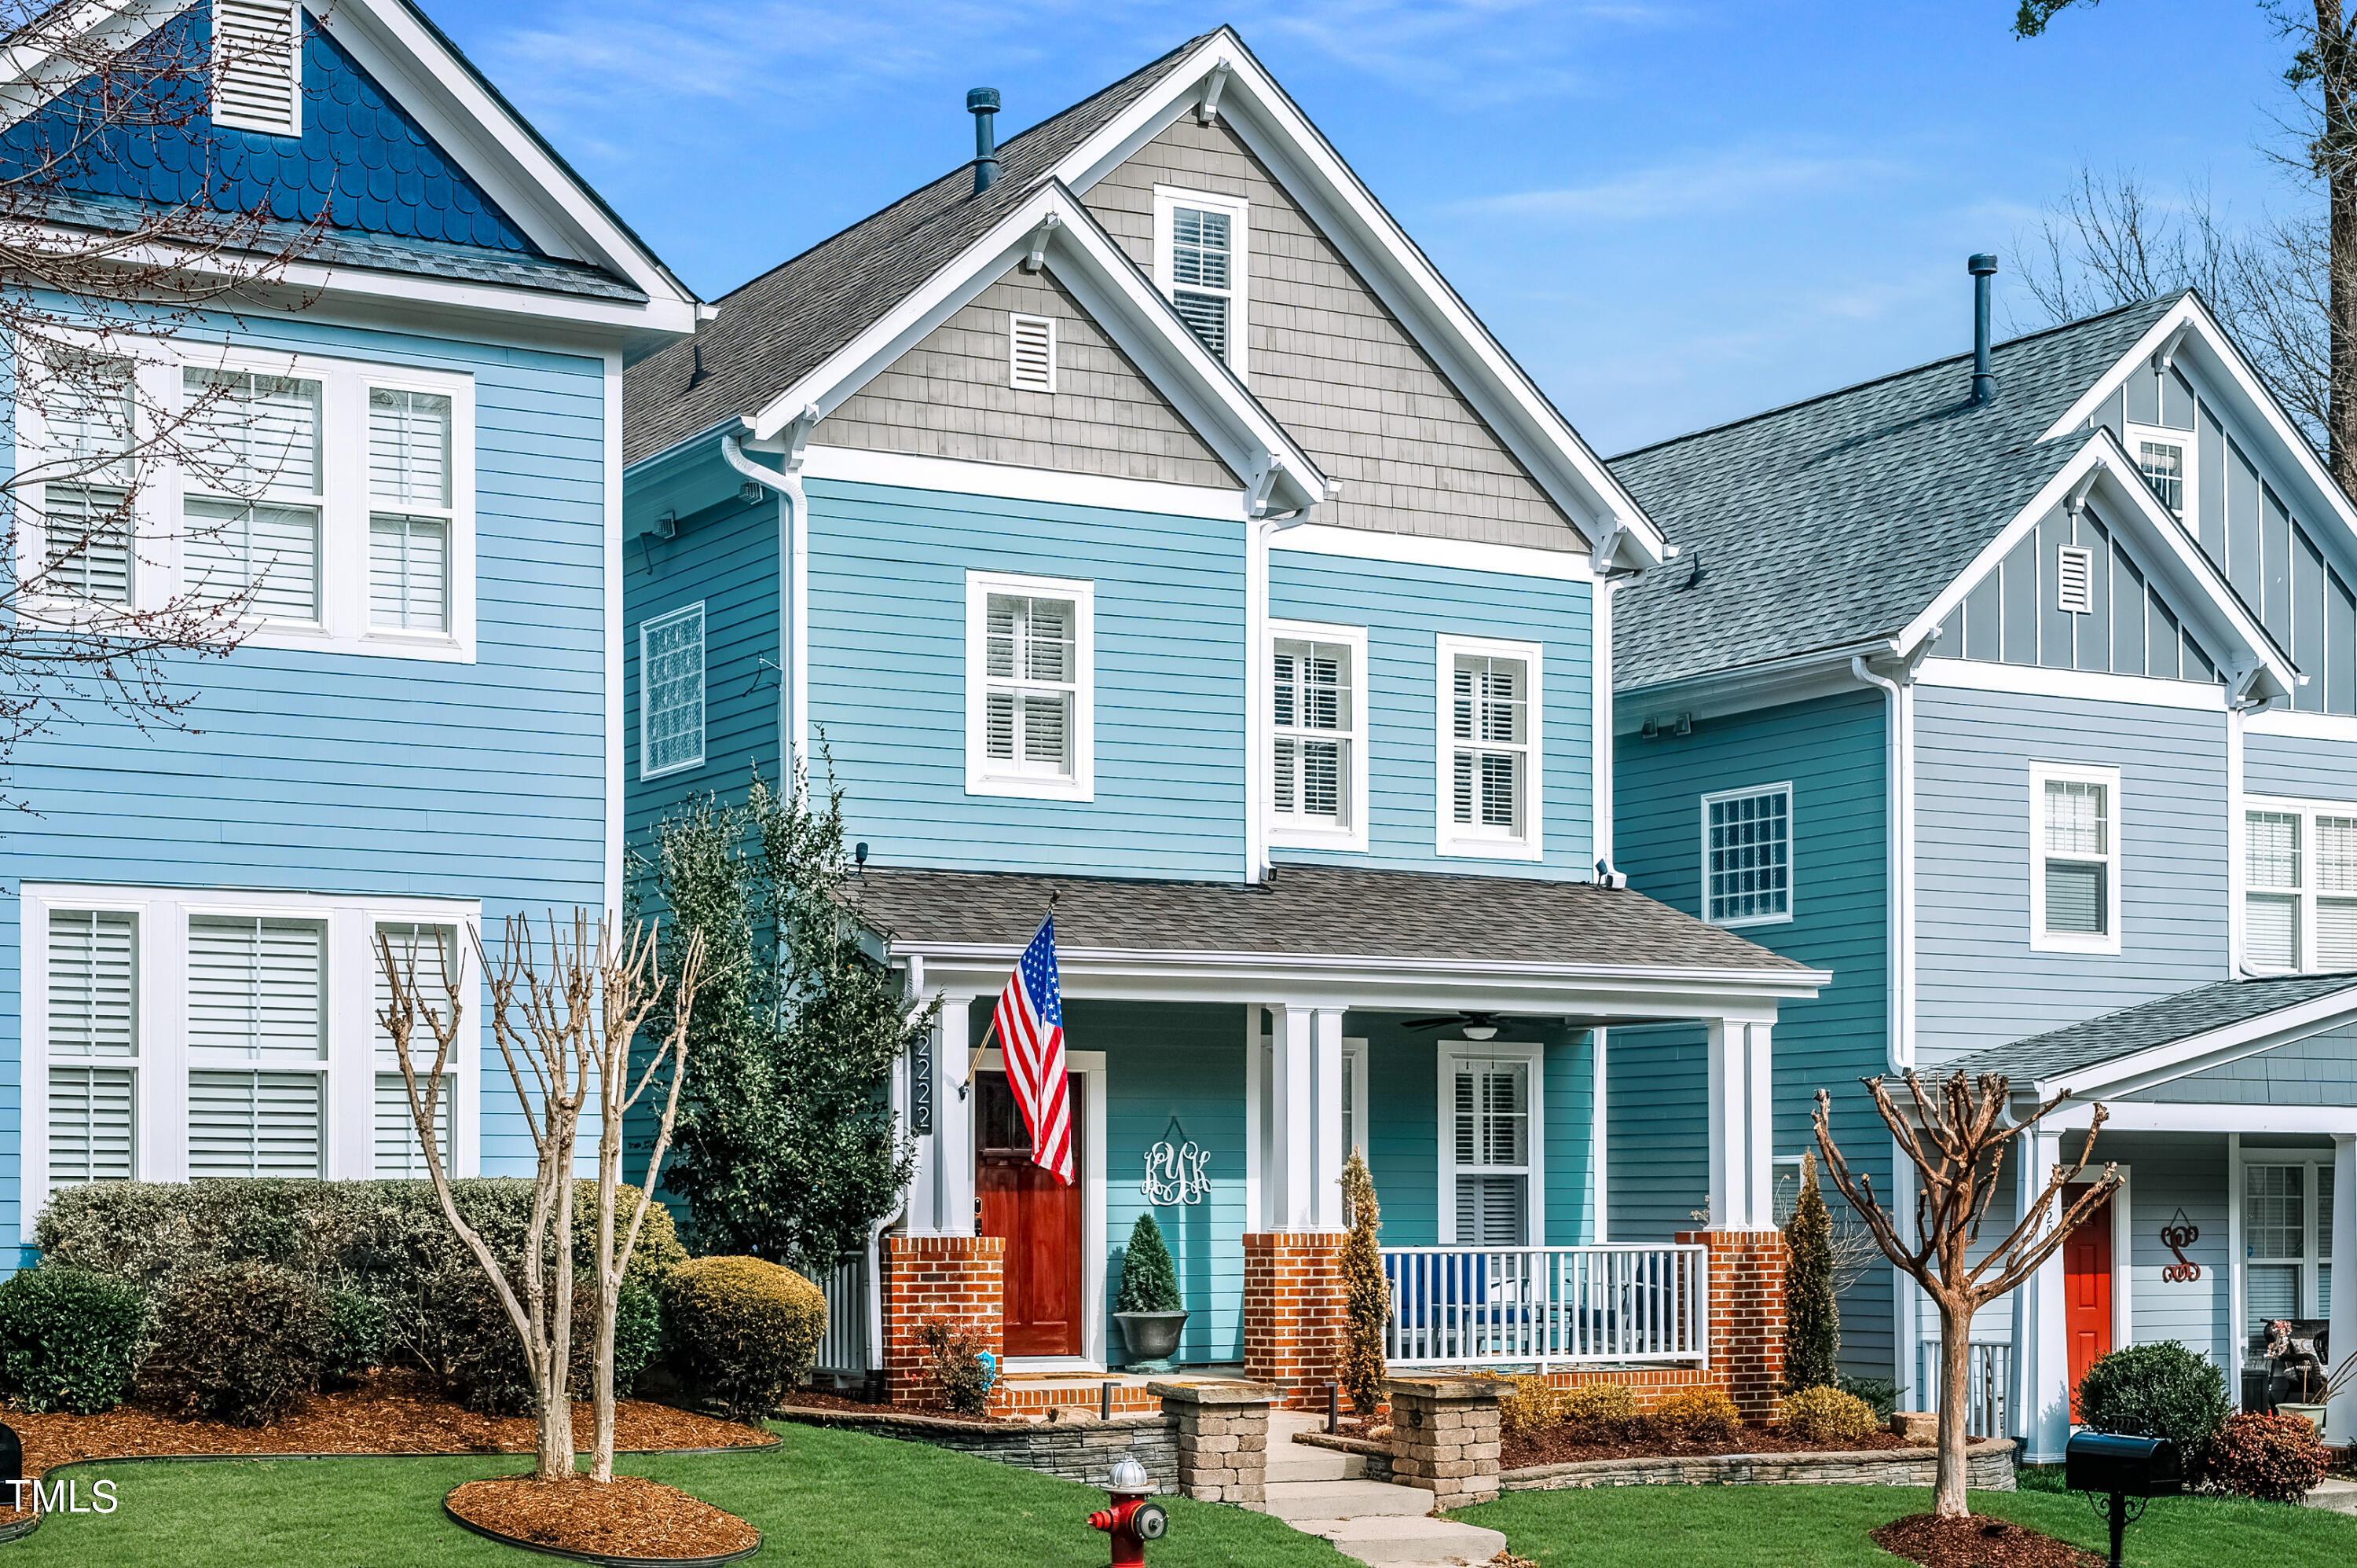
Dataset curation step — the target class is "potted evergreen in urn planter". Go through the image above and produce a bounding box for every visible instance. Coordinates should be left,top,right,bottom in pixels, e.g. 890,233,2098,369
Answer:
1114,1212,1187,1372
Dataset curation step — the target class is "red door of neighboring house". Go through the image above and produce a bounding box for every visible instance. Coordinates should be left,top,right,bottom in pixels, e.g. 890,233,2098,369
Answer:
2063,1183,2113,1421
976,1070,1084,1357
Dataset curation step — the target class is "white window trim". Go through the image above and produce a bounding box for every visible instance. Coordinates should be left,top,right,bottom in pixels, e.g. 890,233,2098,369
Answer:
1434,632,1545,861
2029,760,2124,955
2235,1145,2337,1337
2241,793,2357,975
638,600,706,781
1009,313,1057,394
965,569,1095,801
13,337,477,661
1342,1037,1369,1160
20,883,482,1240
1435,1040,1545,1247
1268,617,1369,853
2125,420,2196,531
1699,780,1794,929
1152,185,1250,379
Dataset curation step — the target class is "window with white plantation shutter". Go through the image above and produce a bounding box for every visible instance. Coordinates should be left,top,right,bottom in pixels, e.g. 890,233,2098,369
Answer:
1448,1056,1530,1247
39,354,135,603
2234,801,2357,972
47,910,136,1058
181,368,321,621
2247,811,2302,971
1155,189,1247,371
367,389,453,632
2319,815,2357,969
1450,654,1529,842
640,603,706,778
186,916,324,1058
375,1073,451,1178
189,1069,321,1178
2031,766,2119,951
2242,1159,2337,1336
984,593,1077,779
211,0,302,138
49,1067,134,1185
1272,637,1353,830
1010,313,1055,392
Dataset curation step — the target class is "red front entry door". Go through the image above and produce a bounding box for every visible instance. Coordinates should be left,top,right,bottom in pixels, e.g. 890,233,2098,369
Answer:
976,1070,1084,1357
2063,1184,2113,1421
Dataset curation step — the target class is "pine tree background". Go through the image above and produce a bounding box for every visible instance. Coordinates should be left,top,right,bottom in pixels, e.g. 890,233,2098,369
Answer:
1339,1150,1390,1417
1783,1150,1840,1392
1116,1211,1183,1313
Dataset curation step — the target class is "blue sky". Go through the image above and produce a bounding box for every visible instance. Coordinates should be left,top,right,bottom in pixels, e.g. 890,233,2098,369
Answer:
435,1,2301,454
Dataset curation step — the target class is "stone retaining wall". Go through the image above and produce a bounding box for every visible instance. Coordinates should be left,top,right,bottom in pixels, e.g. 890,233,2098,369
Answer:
1501,1438,2018,1493
772,1407,1177,1492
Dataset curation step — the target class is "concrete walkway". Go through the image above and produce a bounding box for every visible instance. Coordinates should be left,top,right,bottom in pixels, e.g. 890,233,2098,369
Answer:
2304,1476,2357,1515
1252,1411,1507,1568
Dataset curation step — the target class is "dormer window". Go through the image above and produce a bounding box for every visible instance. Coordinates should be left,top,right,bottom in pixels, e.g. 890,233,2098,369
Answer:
213,0,302,139
1153,187,1249,376
2127,423,2191,526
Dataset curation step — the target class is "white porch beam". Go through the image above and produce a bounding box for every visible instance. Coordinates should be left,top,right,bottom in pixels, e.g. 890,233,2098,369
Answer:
2332,1134,2357,1446
1705,1017,1774,1230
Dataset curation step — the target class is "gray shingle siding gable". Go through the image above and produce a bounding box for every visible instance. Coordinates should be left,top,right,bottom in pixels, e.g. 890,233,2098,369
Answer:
2124,1021,2357,1105
1944,971,2357,1083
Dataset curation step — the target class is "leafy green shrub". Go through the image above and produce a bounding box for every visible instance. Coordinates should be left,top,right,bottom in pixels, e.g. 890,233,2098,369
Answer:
664,1255,826,1414
324,1290,388,1387
141,1261,331,1426
2076,1341,2231,1467
1777,1385,1877,1444
2206,1412,2330,1502
1115,1212,1182,1314
0,1266,144,1414
1560,1381,1637,1438
1839,1376,1902,1422
1651,1387,1742,1442
440,1271,661,1415
1499,1374,1560,1437
915,1317,992,1419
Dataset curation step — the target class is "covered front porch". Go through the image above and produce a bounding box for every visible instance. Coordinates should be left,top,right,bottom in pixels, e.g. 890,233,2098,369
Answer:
831,863,1825,1411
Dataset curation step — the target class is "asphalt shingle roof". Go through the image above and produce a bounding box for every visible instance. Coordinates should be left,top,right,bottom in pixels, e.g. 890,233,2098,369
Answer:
840,863,1816,975
622,37,1211,467
1941,973,2357,1087
1608,296,2179,692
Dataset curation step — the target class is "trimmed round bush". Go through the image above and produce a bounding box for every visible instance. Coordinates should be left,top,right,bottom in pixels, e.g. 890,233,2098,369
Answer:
141,1260,331,1426
1499,1374,1560,1437
2207,1412,2330,1502
324,1290,388,1387
664,1255,825,1414
1651,1386,1743,1442
1559,1381,1637,1439
0,1266,145,1415
2076,1340,2231,1467
1777,1384,1877,1444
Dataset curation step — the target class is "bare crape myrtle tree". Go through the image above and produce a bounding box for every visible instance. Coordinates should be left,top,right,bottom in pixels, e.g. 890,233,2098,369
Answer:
1,0,335,809
1814,1073,2120,1521
378,913,706,1485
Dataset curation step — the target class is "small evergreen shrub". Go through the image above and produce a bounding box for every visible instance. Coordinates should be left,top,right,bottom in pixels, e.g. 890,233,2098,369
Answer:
1651,1387,1743,1442
1338,1152,1390,1419
2076,1341,2231,1467
1777,1385,1877,1444
1499,1374,1560,1437
915,1318,993,1419
663,1255,826,1414
1114,1213,1182,1313
1780,1152,1839,1393
1559,1381,1637,1439
141,1260,331,1426
610,1278,664,1398
1839,1376,1902,1422
0,1266,145,1415
323,1290,388,1386
2206,1412,2330,1502
443,1273,664,1415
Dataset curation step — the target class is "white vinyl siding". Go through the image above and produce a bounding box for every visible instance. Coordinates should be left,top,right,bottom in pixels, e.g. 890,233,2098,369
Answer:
181,368,322,621
2030,764,2121,954
2241,798,2357,973
45,907,137,1186
1447,1054,1534,1247
1009,313,1055,392
640,603,706,779
367,389,453,632
1703,784,1792,926
966,573,1094,800
187,916,325,1059
1154,187,1248,375
38,354,135,603
211,0,302,137
189,1070,321,1178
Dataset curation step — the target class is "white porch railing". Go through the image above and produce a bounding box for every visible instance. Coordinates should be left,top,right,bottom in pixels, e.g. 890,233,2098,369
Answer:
816,1251,870,1375
1917,1340,2011,1438
1380,1244,1710,1368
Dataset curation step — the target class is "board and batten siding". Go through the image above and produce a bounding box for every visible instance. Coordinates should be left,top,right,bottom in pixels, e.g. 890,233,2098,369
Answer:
805,477,1247,878
1913,684,2231,1064
1081,115,1585,552
1268,554,1592,877
4,312,614,1227
1610,689,1893,1374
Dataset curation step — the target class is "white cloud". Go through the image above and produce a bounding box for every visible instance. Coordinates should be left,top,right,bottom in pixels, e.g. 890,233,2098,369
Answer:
1454,146,1905,225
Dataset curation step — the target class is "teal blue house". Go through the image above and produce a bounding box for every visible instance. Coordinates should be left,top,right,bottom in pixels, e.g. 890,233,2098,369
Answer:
623,31,1824,1398
8,2,699,1253
1611,277,2357,1456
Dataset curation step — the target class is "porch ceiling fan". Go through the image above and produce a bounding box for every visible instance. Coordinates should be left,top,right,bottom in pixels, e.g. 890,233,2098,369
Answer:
1401,1010,1502,1041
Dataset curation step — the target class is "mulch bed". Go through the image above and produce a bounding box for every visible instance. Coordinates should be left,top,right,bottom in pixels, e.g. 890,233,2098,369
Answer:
448,1475,758,1562
1502,1422,1921,1470
772,1389,1009,1425
1871,1513,2102,1568
5,1371,769,1476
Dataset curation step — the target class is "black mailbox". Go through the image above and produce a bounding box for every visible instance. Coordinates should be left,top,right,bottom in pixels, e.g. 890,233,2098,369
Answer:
2066,1431,2183,1497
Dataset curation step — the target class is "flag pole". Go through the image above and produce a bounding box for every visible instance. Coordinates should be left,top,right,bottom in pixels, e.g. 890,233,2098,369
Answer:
962,892,1059,1094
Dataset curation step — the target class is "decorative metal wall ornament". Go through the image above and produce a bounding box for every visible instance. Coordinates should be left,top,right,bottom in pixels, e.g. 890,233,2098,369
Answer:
2160,1208,2200,1283
1141,1141,1211,1206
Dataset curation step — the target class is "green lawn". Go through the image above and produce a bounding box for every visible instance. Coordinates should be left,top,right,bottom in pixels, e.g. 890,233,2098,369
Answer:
8,1422,1347,1566
1457,1479,2357,1567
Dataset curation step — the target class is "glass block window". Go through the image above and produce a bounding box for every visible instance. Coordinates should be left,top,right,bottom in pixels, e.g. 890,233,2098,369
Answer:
640,603,706,779
1706,786,1792,925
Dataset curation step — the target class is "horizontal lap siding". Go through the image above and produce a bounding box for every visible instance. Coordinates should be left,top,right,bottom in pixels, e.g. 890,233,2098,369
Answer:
6,315,612,1214
1269,557,1592,876
1914,687,2230,1064
2242,729,2357,801
1613,690,1893,1374
2102,1134,2232,1366
806,479,1245,878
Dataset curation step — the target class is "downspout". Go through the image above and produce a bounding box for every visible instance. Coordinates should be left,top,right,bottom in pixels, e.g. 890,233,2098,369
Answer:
1244,460,1311,883
724,419,816,790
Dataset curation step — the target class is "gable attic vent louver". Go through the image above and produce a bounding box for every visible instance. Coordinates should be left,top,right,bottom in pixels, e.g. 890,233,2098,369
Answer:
212,0,302,139
1010,313,1055,393
2057,545,2094,615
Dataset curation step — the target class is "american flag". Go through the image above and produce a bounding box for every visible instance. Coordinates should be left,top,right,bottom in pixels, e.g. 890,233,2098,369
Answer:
993,915,1072,1185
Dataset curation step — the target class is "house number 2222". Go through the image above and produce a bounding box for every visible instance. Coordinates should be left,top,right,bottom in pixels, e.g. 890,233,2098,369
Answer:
1142,1141,1211,1206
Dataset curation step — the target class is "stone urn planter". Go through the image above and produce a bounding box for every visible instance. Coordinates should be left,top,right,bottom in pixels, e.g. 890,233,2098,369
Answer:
2278,1401,2329,1432
1115,1310,1189,1372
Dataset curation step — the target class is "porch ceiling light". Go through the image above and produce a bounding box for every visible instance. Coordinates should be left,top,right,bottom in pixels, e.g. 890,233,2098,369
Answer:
1462,1024,1498,1041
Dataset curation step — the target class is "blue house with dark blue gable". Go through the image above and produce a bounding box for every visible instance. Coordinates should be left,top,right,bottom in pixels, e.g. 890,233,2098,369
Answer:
1610,277,2357,1457
623,30,1824,1409
5,2,698,1254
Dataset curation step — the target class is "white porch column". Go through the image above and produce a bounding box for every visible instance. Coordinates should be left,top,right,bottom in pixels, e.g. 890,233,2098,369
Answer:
1310,1008,1346,1230
915,993,977,1236
2331,1134,2357,1446
2016,1127,2072,1463
1270,1005,1315,1229
1705,1017,1774,1230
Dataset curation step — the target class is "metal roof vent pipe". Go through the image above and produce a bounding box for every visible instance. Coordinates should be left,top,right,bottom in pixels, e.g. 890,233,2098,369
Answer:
969,87,1001,193
1969,252,2000,405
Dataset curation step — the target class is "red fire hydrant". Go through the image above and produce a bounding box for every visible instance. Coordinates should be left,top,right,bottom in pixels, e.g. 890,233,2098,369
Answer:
1087,1456,1168,1567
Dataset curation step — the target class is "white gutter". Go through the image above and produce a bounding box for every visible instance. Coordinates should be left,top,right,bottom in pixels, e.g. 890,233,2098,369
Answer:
724,419,816,789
